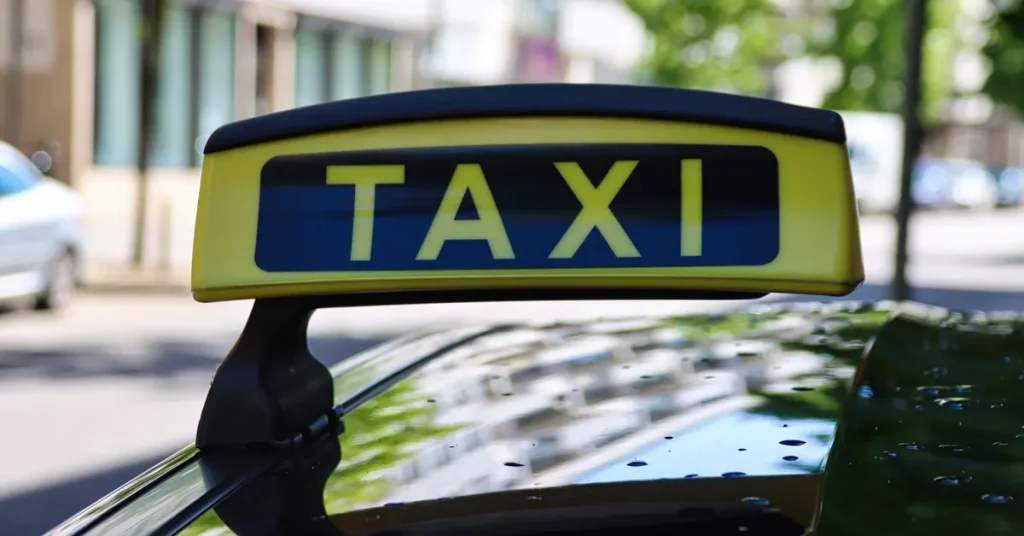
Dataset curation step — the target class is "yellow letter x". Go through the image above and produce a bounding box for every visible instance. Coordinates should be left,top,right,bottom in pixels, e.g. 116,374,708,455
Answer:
549,161,640,259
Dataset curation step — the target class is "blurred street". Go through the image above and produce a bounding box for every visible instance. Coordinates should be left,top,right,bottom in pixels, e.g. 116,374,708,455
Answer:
858,210,1024,294
2,0,1024,533
1,209,1023,533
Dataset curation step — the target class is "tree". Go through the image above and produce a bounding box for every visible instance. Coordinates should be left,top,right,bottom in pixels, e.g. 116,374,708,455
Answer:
623,0,795,95
131,0,164,267
624,0,964,125
809,0,962,126
983,0,1024,116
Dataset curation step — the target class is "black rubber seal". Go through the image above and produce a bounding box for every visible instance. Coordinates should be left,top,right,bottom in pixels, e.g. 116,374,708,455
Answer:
203,84,846,154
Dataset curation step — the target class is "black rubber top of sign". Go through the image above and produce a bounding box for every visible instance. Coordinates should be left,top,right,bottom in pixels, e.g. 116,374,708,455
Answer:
203,84,846,154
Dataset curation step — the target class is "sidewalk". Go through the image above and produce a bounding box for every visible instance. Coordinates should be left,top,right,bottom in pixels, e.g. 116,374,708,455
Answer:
81,262,190,294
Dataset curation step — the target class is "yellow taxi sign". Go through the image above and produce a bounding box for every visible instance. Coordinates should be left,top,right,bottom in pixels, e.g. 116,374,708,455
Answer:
192,84,863,303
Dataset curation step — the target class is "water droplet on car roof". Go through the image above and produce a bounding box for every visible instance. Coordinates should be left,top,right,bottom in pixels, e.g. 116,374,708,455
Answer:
934,476,970,486
722,471,747,478
898,442,922,451
783,455,799,461
779,439,806,446
935,397,972,410
982,494,1014,504
627,460,648,467
740,497,770,506
504,462,525,467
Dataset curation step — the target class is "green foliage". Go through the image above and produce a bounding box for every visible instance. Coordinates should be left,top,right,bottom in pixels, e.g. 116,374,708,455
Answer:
750,382,848,423
323,378,465,512
624,0,963,123
623,0,793,95
665,312,759,341
983,0,1024,116
809,0,962,124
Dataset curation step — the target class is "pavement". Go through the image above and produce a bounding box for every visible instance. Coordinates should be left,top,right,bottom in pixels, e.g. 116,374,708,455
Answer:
2,210,1024,534
80,209,1024,293
79,263,189,293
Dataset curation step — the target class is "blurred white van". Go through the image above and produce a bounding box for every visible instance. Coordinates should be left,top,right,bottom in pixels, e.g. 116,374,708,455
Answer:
839,111,904,213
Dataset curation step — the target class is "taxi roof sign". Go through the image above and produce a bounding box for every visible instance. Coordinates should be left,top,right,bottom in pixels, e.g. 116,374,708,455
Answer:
193,84,863,303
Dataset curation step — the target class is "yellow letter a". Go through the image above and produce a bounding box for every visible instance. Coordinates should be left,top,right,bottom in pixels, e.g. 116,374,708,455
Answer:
417,164,514,260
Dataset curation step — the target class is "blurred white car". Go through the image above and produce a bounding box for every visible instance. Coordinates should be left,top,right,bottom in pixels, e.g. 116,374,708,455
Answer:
0,141,83,311
914,159,1000,211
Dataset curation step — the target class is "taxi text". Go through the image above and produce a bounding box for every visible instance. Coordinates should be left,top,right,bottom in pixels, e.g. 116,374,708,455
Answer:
326,159,704,262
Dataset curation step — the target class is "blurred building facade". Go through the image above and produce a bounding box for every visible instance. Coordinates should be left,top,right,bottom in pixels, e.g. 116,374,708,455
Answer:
0,0,646,273
2,0,1021,273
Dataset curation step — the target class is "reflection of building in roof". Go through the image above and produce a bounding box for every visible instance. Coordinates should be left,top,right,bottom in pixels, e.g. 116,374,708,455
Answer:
580,318,688,349
357,318,834,508
757,315,816,337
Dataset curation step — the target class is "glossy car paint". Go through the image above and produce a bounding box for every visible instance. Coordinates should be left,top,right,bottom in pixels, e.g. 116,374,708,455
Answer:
53,301,1024,535
49,448,199,536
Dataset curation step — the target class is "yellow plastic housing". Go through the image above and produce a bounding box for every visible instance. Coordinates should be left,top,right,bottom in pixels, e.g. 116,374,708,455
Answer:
192,113,863,303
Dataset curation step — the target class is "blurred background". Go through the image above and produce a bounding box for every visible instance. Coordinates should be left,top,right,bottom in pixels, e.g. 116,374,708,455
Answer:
2,0,1024,533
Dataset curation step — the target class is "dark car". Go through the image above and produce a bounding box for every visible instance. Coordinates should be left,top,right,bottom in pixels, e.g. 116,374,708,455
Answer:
993,166,1024,207
50,86,1022,536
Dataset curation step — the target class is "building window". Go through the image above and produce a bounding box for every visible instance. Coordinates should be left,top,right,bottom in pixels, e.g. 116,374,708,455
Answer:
367,38,391,95
331,33,365,100
295,26,329,107
150,4,194,168
518,0,559,37
194,9,235,165
294,21,394,107
93,0,142,167
94,1,236,168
